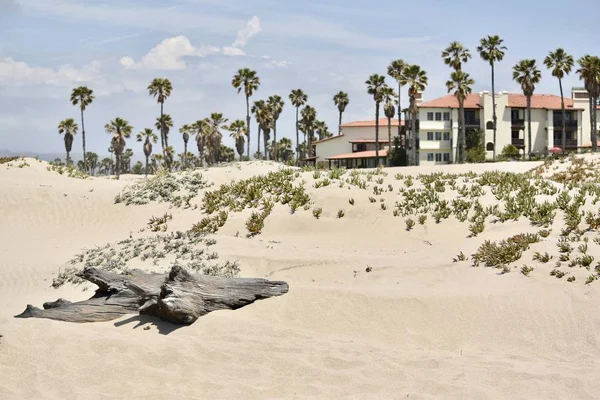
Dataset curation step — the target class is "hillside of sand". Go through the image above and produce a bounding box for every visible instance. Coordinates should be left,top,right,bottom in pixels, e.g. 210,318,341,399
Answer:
1,156,600,399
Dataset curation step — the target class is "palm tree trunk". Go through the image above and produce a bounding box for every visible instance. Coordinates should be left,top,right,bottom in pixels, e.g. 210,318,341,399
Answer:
160,102,165,156
66,151,70,166
273,122,278,161
295,107,300,166
257,124,261,156
184,142,188,170
338,110,343,135
527,95,532,161
398,83,402,143
410,103,416,166
387,117,392,167
246,95,251,160
457,100,465,164
145,155,149,177
375,103,380,166
491,62,497,161
593,96,598,153
559,77,566,155
263,131,268,160
116,154,120,180
80,107,87,171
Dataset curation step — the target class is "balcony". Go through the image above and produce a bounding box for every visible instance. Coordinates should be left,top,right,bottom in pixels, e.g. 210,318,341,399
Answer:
512,138,524,147
553,120,578,129
464,118,480,127
553,138,578,148
511,118,525,127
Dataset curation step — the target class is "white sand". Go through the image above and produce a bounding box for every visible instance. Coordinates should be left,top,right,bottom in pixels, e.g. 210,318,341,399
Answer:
1,158,599,399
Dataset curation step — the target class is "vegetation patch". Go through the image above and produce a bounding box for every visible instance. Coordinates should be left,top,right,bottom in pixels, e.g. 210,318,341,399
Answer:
54,231,238,288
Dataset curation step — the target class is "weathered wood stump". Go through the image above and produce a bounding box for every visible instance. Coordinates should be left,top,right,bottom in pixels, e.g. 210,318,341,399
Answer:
15,265,289,325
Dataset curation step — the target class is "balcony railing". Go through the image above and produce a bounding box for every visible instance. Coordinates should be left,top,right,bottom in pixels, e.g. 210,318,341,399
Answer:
511,118,525,126
464,119,480,126
553,138,578,148
512,138,524,147
553,120,578,128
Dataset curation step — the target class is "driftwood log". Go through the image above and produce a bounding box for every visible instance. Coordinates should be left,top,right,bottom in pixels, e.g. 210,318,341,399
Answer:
15,266,289,325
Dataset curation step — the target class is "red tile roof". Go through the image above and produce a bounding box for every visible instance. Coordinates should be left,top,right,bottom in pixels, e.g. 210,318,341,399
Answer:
507,94,581,110
313,134,344,145
419,92,584,111
326,149,388,160
349,139,392,143
341,118,404,127
419,94,481,109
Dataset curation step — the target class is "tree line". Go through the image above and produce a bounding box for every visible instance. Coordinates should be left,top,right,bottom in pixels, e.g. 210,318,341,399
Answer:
57,36,600,176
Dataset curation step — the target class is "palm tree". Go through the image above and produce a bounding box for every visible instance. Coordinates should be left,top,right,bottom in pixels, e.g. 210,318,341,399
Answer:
314,120,332,141
477,35,506,160
228,119,247,161
512,59,542,161
382,86,397,166
99,157,113,176
300,105,317,161
164,146,175,171
289,89,308,164
208,113,228,165
86,151,98,175
147,78,173,154
446,71,475,164
404,65,428,165
544,49,574,155
267,95,285,161
442,41,472,163
122,148,134,174
136,128,158,177
577,55,600,153
70,86,94,169
232,68,260,160
155,114,173,169
333,91,350,135
366,74,387,166
387,59,408,146
104,117,133,180
276,137,294,162
179,124,193,169
251,100,266,156
57,118,78,165
442,41,472,71
193,119,210,167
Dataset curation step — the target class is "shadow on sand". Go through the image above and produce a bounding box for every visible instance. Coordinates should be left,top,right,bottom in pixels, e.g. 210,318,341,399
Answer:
114,315,187,335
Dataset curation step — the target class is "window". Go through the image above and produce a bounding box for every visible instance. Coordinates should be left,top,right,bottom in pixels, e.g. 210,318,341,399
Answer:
443,132,450,141
443,153,450,162
427,132,434,140
435,153,442,162
511,109,520,121
435,112,442,121
486,121,494,130
435,132,442,141
427,153,434,162
443,112,450,121
486,142,494,151
427,112,434,121
356,143,366,152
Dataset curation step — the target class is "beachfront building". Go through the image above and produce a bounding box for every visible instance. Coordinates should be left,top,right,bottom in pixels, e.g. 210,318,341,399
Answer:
313,118,404,168
419,88,600,164
313,88,599,168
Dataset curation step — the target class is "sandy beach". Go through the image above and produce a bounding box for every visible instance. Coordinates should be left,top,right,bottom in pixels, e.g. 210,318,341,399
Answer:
1,157,600,399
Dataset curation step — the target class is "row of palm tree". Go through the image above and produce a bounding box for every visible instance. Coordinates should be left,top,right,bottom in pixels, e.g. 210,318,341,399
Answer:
57,40,599,174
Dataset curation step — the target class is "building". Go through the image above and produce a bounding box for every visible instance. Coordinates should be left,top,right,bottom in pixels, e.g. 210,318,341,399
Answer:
313,88,600,167
313,118,404,168
418,88,600,164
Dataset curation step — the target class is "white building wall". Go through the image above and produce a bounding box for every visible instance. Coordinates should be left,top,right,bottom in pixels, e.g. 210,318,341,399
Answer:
314,124,399,163
480,91,511,159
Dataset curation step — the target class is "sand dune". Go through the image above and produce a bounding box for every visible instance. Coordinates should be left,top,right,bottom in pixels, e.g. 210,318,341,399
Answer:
1,157,599,399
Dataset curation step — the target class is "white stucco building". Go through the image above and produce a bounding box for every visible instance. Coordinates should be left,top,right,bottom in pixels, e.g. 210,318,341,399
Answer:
313,88,600,167
313,118,403,168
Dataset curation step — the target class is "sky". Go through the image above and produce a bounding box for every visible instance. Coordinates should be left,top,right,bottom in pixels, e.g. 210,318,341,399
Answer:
0,0,598,157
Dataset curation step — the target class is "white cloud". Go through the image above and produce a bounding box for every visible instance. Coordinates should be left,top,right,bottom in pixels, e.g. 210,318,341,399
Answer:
120,36,220,70
0,57,101,86
231,16,261,48
222,47,246,56
261,56,291,69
